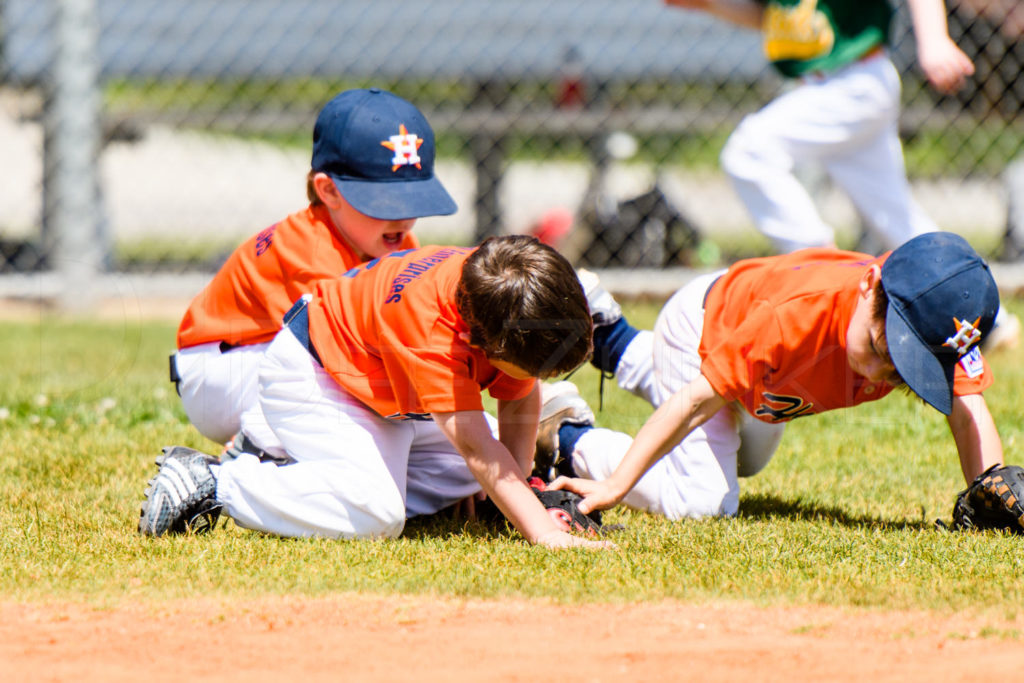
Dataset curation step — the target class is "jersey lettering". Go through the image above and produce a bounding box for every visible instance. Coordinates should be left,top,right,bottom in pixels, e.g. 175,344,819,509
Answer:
754,392,815,422
384,411,434,421
384,247,465,303
254,224,277,256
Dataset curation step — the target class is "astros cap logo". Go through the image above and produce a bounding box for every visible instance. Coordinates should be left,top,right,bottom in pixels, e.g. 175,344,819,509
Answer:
943,317,982,356
380,124,423,171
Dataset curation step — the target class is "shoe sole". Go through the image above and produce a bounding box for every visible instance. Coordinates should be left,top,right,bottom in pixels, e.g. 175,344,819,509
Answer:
540,382,594,425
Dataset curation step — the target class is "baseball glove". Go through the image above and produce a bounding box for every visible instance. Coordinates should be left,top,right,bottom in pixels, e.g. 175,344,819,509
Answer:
948,464,1024,534
529,477,603,536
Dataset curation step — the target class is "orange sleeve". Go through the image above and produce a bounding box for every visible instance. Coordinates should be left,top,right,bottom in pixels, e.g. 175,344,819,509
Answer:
485,373,535,402
178,205,421,350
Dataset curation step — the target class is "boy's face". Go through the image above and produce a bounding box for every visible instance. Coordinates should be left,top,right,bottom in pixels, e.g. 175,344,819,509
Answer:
846,266,902,386
847,315,900,385
332,196,415,261
314,173,416,261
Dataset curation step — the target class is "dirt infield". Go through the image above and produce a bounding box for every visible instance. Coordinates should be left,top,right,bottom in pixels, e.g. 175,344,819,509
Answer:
4,595,1023,682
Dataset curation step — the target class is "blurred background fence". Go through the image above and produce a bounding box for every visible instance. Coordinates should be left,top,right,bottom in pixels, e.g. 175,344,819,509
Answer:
1,0,1022,306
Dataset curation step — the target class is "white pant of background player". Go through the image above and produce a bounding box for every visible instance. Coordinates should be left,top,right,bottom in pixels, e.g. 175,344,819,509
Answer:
570,272,785,519
721,51,935,253
212,328,483,539
721,51,1017,343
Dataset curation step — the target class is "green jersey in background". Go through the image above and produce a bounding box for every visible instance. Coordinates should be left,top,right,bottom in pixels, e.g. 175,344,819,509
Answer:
756,0,892,77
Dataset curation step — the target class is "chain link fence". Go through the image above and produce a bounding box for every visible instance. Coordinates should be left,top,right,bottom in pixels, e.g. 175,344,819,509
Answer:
1,1,1022,303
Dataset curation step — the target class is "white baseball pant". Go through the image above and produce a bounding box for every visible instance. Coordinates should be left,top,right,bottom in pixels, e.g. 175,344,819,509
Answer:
174,341,269,444
720,52,936,253
214,326,483,539
571,272,785,519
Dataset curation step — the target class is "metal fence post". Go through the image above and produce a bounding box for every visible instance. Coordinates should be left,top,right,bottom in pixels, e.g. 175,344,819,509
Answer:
41,0,105,310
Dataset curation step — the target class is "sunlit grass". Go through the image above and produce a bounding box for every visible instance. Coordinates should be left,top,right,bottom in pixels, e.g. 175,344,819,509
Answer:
1,297,1022,612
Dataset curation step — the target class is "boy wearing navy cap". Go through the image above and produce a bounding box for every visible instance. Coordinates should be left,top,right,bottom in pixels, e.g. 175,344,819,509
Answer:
141,235,614,550
542,233,1007,520
173,89,453,445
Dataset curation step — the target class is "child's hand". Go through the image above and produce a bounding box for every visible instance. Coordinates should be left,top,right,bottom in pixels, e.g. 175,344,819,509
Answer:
917,36,974,94
547,476,623,516
664,0,712,8
535,529,617,550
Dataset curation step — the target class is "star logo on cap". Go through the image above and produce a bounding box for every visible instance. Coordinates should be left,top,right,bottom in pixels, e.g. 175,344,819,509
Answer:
380,124,423,171
943,317,982,356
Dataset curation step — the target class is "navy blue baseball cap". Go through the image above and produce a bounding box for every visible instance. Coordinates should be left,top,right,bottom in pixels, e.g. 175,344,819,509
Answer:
881,232,1000,415
311,88,456,220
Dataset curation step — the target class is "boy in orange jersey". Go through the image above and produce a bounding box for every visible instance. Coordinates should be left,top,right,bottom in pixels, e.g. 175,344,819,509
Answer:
540,232,1005,520
172,88,453,444
140,236,614,550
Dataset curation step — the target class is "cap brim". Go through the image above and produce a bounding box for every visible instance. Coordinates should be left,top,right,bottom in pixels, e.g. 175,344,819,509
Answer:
331,175,457,220
885,302,955,415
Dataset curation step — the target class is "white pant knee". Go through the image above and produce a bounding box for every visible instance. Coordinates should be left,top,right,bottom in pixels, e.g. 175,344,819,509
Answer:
720,112,835,251
216,454,409,540
736,412,786,478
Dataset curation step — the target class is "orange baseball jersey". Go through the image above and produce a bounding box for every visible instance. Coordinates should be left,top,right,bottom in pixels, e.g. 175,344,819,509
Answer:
699,248,992,423
177,205,418,349
306,245,536,419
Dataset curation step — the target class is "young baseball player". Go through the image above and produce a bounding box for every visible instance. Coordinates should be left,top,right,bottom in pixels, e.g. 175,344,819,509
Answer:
140,236,614,550
665,0,974,253
542,232,1004,520
172,88,451,444
665,0,1018,356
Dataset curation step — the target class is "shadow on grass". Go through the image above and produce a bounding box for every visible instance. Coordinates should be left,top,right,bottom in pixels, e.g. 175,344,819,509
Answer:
229,516,513,544
403,492,936,541
738,492,933,531
400,510,517,542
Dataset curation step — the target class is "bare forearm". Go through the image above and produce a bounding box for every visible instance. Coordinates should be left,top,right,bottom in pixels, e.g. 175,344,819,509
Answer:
462,438,606,545
606,375,726,501
434,410,606,547
439,412,555,539
477,463,560,541
906,0,955,49
948,393,1004,482
497,383,541,477
665,0,764,30
907,0,975,92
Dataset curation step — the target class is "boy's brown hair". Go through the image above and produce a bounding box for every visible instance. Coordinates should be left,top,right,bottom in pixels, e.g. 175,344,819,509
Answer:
871,279,888,323
306,170,323,206
456,235,593,377
871,279,906,388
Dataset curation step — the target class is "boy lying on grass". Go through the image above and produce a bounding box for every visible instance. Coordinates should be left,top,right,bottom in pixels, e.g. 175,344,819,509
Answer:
539,233,1005,522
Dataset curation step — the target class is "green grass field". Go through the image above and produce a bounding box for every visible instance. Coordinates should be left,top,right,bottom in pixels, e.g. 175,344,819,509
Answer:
1,297,1022,614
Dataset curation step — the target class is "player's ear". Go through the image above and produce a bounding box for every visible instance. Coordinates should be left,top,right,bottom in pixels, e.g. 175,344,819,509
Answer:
859,264,882,298
312,172,343,207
